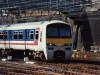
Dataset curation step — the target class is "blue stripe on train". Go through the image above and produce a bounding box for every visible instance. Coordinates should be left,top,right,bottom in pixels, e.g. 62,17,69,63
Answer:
0,29,36,41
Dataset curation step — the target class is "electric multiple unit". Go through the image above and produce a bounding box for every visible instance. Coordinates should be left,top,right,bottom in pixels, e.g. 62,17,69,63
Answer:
0,20,73,61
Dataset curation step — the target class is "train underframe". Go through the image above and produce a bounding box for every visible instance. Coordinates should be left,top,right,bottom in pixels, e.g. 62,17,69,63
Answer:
0,49,46,60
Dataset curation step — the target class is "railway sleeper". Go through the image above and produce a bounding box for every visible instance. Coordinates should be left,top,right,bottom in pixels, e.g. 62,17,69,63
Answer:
1,71,8,75
6,72,26,75
0,67,32,74
0,68,8,72
63,71,85,75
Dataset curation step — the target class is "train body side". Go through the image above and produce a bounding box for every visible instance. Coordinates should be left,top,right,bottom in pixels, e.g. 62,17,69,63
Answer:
0,20,73,61
0,22,44,53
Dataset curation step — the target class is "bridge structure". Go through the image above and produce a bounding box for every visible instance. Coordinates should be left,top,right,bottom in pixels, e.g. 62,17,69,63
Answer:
0,0,90,11
0,0,99,21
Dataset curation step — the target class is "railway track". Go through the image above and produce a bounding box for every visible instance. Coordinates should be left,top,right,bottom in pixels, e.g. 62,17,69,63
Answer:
37,61,100,75
0,59,100,75
0,52,100,75
0,61,86,75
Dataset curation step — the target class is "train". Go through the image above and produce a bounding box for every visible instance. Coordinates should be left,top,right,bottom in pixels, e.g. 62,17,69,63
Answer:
0,20,73,61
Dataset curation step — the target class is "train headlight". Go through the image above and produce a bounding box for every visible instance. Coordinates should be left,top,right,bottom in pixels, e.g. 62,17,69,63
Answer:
47,43,55,46
50,44,52,46
64,43,72,46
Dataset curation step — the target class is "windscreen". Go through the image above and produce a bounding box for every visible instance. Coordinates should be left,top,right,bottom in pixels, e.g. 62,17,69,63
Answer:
47,23,71,38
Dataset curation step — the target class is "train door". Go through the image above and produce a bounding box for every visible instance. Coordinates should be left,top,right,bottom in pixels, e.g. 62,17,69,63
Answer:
25,29,35,50
25,29,28,49
9,30,12,49
39,31,42,50
4,30,9,49
25,30,27,50
18,30,25,50
10,30,25,50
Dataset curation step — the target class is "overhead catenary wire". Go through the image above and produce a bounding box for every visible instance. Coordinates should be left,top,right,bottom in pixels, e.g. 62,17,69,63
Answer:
0,0,99,10
0,0,99,17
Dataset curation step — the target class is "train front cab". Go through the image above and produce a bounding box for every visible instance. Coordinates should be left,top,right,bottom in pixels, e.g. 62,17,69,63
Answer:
46,23,73,61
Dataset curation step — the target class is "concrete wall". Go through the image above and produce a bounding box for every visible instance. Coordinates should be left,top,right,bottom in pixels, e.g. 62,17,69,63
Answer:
0,14,67,25
75,10,100,51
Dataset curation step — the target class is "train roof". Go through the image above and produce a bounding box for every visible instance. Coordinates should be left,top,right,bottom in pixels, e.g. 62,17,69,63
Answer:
0,20,67,30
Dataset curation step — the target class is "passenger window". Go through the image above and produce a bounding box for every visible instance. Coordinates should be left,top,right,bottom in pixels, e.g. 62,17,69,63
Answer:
4,32,7,39
14,31,18,39
19,31,23,39
35,31,39,40
0,32,3,39
30,30,34,40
